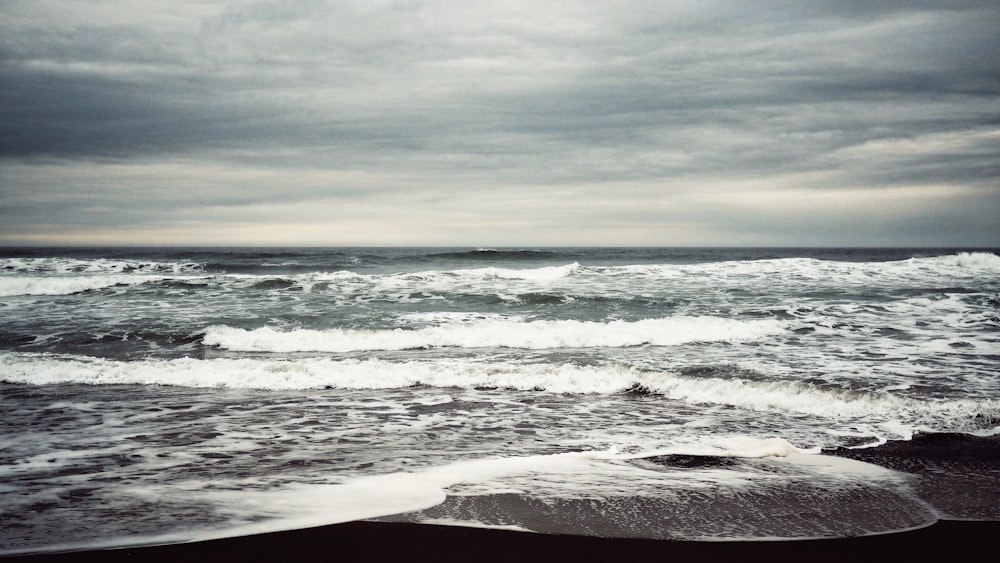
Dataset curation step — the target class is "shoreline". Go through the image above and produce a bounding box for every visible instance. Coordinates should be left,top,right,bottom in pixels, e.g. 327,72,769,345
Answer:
6,519,998,563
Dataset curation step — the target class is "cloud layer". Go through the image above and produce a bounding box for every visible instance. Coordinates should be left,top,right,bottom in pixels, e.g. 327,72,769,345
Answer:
2,1,998,246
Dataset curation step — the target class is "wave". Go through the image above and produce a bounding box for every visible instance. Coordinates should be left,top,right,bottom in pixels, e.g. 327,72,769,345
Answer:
202,316,786,352
424,249,561,261
0,275,171,297
2,353,996,432
462,262,580,281
3,251,995,277
916,251,1000,269
0,257,205,275
308,253,999,294
0,263,574,298
2,251,995,298
354,262,580,283
606,251,1000,277
0,256,209,296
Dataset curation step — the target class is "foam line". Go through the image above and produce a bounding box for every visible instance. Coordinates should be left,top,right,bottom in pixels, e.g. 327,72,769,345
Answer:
2,353,995,433
202,316,787,352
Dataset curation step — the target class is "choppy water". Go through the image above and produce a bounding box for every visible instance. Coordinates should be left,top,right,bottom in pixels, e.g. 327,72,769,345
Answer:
1,247,998,552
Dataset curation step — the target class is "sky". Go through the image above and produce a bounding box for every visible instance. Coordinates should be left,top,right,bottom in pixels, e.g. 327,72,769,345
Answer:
1,1,999,247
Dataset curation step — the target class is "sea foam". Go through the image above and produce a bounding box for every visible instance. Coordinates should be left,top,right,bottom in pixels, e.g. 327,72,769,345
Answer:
202,316,787,352
0,257,204,275
2,352,995,435
0,275,167,297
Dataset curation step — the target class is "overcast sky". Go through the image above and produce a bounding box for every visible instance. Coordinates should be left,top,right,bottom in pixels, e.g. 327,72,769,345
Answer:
1,1,998,247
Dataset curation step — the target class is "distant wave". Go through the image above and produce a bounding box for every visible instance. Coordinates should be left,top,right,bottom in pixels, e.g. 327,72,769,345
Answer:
0,262,581,297
307,262,581,285
2,252,995,298
0,257,205,275
229,252,1000,289
458,262,580,281
3,251,995,277
916,251,1000,270
0,257,207,296
423,249,561,261
203,259,361,275
594,252,1000,285
202,316,787,352
0,275,163,297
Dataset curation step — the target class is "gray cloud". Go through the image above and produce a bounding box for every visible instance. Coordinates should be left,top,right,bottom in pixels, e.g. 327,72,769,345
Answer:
1,1,998,246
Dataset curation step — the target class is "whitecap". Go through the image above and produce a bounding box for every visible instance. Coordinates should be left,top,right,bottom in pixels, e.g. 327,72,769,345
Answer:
202,316,787,353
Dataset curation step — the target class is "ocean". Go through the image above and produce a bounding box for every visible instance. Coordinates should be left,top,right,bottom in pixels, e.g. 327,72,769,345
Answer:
1,247,998,553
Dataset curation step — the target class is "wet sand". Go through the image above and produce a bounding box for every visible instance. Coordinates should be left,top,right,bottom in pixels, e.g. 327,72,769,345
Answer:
5,519,997,563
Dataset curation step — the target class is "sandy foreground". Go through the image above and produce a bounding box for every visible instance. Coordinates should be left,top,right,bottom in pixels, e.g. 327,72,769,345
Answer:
3,519,997,563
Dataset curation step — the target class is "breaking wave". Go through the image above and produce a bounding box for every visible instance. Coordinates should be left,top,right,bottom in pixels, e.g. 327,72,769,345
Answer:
0,257,205,275
2,352,995,434
0,275,167,297
202,316,787,352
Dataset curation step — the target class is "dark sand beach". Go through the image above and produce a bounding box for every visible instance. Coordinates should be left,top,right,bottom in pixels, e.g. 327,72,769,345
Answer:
6,519,998,563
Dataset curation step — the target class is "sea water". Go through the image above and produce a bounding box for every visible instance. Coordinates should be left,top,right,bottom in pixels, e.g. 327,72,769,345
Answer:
1,247,998,551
